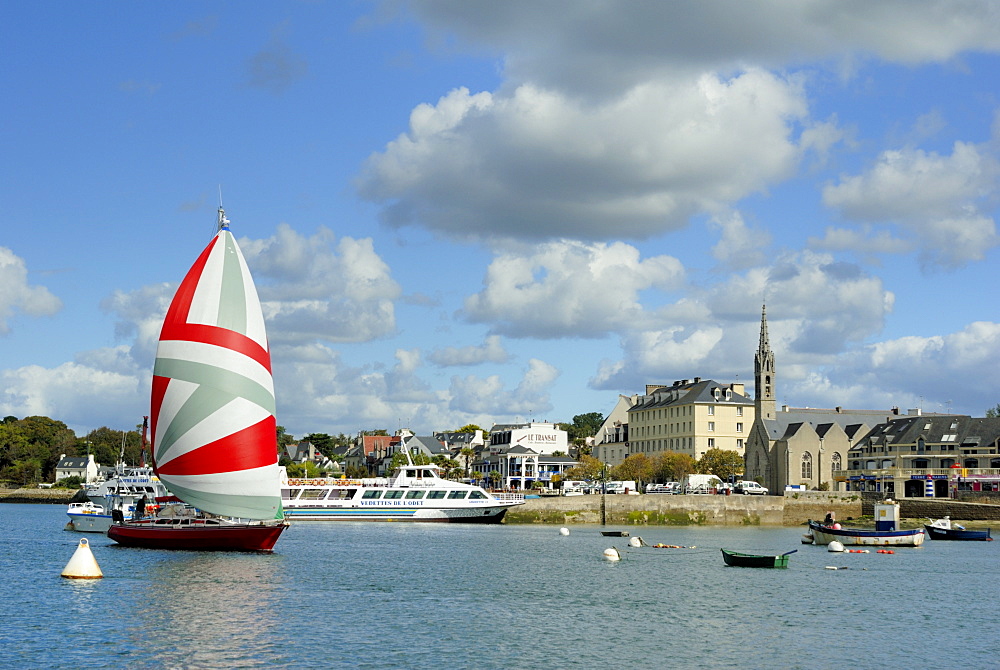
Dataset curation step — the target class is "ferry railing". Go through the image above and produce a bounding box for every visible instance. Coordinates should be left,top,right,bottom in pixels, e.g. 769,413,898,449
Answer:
491,492,526,503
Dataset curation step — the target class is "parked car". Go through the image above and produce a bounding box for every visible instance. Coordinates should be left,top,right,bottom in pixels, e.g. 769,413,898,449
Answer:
734,480,768,495
645,482,678,494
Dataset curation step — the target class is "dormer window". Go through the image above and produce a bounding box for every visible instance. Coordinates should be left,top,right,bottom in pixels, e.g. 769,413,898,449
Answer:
713,388,721,400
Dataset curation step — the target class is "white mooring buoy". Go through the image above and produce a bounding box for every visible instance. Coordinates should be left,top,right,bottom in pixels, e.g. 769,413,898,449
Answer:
61,537,103,579
602,547,621,561
559,527,570,536
628,536,642,547
828,540,845,553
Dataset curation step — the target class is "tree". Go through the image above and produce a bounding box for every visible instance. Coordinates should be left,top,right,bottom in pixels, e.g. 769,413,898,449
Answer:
563,454,606,482
986,403,1000,418
560,412,604,442
459,447,475,477
697,448,744,480
488,470,502,489
455,424,483,434
652,451,697,482
612,454,653,489
276,426,296,451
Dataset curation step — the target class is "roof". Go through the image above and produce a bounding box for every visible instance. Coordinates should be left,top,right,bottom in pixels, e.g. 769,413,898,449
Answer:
762,408,889,442
628,379,752,412
56,456,91,469
854,415,1000,450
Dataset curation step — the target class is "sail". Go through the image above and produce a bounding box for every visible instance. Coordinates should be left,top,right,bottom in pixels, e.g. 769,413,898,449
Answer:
151,210,283,520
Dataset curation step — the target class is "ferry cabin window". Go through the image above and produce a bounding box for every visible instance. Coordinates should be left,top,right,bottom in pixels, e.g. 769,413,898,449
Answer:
361,490,383,499
405,491,425,499
302,489,328,500
281,488,296,499
426,491,446,499
421,470,435,478
469,491,487,500
384,490,405,499
447,491,468,500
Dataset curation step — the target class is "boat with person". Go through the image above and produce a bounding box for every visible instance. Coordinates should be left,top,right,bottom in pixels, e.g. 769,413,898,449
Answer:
107,205,288,552
807,500,924,547
924,516,992,541
721,548,794,568
281,461,524,523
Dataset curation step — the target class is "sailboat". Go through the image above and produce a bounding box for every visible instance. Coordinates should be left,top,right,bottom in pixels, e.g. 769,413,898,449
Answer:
108,206,288,552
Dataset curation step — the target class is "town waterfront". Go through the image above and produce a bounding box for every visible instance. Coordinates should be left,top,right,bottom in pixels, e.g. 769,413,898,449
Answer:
3,503,996,669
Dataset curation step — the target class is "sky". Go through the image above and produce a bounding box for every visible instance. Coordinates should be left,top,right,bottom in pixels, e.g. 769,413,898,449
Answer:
3,1,1000,439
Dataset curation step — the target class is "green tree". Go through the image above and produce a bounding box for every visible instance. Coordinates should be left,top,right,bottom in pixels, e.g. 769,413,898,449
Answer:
986,403,1000,418
488,470,502,489
697,448,744,480
563,454,606,482
286,461,321,478
560,412,604,442
652,451,697,482
612,454,653,489
455,424,483,434
276,426,296,451
459,447,475,477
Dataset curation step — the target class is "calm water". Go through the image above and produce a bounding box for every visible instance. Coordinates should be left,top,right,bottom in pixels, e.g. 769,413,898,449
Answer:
2,503,997,669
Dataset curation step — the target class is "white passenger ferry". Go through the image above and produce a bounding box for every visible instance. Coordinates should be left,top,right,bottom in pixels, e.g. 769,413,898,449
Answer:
280,463,524,523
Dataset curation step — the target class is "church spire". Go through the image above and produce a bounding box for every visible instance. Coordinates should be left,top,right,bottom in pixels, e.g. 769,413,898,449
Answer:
755,304,776,420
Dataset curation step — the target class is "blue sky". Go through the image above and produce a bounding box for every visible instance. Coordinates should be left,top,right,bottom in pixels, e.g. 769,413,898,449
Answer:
3,1,1000,438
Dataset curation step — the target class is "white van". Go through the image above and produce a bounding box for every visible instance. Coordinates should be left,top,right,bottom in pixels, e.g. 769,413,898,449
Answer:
680,474,723,494
562,480,586,495
605,480,639,494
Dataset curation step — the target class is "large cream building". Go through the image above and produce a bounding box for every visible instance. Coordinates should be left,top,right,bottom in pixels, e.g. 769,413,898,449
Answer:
626,378,755,461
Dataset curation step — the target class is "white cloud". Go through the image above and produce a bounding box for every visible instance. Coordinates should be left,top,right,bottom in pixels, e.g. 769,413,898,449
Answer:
239,224,401,343
822,142,1000,269
0,247,62,335
359,70,813,241
591,250,895,389
448,358,559,416
709,210,771,269
427,335,509,366
0,358,147,434
463,240,684,338
409,1,1000,95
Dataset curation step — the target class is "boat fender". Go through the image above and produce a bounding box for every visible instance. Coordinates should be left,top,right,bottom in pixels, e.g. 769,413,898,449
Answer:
602,547,621,562
559,527,570,536
61,538,103,579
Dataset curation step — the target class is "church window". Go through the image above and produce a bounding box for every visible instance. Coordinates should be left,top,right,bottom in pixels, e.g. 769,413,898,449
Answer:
801,452,812,479
831,452,842,472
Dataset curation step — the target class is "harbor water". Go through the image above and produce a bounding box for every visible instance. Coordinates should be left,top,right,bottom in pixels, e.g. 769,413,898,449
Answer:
2,503,997,669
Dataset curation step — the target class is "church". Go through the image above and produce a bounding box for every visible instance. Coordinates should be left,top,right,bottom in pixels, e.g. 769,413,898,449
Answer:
743,306,892,492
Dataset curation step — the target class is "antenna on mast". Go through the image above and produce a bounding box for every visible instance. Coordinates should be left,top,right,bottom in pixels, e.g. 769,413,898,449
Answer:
216,186,230,232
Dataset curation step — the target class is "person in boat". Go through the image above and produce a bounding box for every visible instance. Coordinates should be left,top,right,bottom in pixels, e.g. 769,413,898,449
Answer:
823,511,835,526
135,494,147,519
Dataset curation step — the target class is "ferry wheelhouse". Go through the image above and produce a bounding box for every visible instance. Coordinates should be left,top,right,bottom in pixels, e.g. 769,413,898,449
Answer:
281,464,524,523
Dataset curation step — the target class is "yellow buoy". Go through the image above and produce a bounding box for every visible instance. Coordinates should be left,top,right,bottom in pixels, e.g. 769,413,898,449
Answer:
61,538,103,579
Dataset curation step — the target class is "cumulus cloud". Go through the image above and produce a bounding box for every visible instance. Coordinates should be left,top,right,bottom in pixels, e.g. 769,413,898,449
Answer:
0,247,62,335
709,210,772,269
359,70,812,241
462,240,684,338
427,335,509,366
0,358,148,434
822,142,1000,269
448,358,559,416
239,224,401,344
592,250,895,389
408,1,1000,95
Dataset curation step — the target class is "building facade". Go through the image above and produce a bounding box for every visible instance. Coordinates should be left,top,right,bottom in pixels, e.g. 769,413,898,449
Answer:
592,394,637,466
837,414,1000,497
627,379,754,461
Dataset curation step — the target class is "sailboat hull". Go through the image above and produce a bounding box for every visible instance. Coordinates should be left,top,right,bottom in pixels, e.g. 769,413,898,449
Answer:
107,520,287,552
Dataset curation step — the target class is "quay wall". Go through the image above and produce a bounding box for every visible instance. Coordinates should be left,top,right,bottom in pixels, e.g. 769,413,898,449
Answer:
861,494,1000,521
0,488,78,504
506,491,863,526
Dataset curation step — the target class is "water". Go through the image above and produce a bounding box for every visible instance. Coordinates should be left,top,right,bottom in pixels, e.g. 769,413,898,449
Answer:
2,504,997,669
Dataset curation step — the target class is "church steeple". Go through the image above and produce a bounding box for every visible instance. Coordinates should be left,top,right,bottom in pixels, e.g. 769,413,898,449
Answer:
754,304,776,420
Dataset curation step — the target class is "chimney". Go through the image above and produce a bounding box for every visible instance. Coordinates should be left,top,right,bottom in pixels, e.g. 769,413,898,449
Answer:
732,383,745,395
694,376,701,383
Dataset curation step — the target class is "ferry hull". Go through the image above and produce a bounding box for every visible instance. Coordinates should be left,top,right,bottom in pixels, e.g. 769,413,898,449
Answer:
283,506,512,523
107,521,288,552
807,521,925,546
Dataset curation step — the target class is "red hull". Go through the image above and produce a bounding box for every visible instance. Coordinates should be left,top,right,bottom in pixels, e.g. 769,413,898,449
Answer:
107,520,287,552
